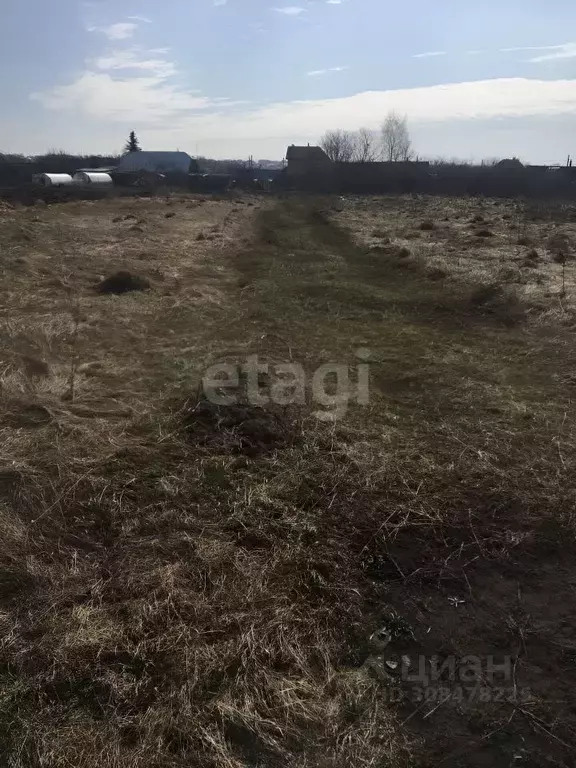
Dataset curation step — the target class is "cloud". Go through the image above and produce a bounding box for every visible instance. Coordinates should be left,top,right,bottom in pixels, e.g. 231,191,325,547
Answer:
32,73,210,122
500,42,576,61
274,6,306,15
529,43,576,62
413,51,447,58
307,66,348,76
214,79,576,139
213,0,228,5
92,22,138,40
501,44,563,52
33,76,576,141
326,0,343,4
32,46,243,125
94,49,177,78
127,15,152,23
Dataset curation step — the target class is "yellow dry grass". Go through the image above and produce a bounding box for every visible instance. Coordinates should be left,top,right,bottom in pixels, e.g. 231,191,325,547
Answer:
337,195,576,319
0,192,575,767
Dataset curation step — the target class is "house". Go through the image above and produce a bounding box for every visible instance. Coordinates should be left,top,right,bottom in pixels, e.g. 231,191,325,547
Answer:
285,145,333,179
116,151,198,174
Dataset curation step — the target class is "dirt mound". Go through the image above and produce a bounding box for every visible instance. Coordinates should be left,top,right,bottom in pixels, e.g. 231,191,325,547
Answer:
96,271,151,295
185,401,295,456
184,373,300,456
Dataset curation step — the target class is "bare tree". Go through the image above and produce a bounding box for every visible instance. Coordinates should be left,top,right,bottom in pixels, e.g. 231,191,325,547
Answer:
353,128,378,163
380,112,413,162
320,129,357,162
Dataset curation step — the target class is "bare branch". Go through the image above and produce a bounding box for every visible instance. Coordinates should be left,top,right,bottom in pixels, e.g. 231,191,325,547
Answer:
353,128,378,163
380,112,413,162
320,129,357,163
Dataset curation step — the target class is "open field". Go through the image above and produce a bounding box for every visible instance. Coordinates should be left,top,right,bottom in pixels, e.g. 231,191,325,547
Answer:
0,192,575,767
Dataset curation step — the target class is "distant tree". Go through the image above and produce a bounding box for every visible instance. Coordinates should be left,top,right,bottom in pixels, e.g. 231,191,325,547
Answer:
0,153,27,163
380,112,413,162
353,127,378,163
320,129,356,162
124,131,142,153
44,148,73,158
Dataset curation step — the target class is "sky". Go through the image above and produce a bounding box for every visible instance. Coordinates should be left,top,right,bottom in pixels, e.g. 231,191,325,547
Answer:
1,0,576,162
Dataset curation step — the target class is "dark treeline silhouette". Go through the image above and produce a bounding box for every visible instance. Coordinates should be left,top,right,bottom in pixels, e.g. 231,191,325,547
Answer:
283,156,576,199
0,151,277,188
2,147,576,201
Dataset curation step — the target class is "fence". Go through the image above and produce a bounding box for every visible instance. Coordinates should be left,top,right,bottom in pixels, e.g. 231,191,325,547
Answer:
279,163,576,200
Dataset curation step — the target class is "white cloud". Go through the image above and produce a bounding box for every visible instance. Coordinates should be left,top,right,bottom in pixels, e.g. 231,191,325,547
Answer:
213,0,228,5
413,51,447,58
31,44,246,125
33,76,576,140
92,22,138,40
500,42,576,62
94,49,177,78
501,44,562,52
127,15,152,23
274,6,306,15
326,0,343,4
530,43,576,62
211,79,576,139
307,66,348,76
32,72,218,123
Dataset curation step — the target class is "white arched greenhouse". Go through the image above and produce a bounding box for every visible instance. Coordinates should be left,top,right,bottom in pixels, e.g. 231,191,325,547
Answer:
32,173,74,187
72,172,114,187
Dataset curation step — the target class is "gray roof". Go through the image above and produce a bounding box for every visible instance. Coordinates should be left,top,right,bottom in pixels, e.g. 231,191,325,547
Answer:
117,151,193,173
76,166,116,173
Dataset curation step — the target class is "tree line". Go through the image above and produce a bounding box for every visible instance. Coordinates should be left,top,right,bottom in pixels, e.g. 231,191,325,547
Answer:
319,111,414,163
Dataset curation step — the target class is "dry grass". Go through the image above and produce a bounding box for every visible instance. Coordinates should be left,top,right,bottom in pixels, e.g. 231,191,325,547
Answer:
338,195,576,326
1,193,576,766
